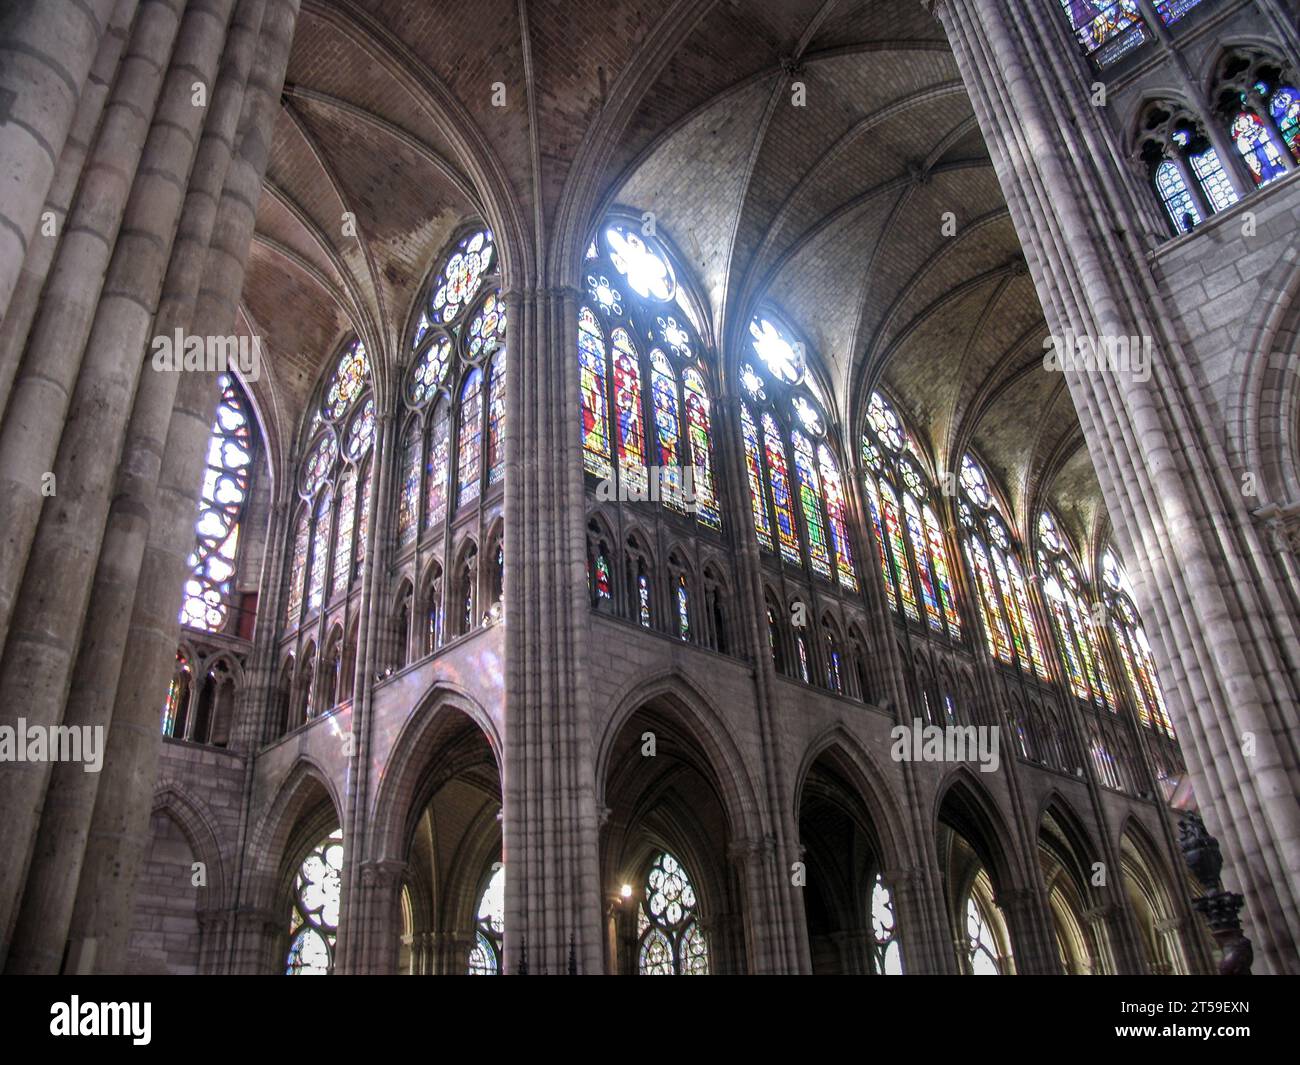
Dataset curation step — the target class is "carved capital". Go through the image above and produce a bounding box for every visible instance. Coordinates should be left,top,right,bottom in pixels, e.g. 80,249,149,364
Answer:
1253,501,1300,554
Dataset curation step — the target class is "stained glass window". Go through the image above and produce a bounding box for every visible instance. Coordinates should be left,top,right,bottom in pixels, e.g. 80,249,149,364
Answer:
467,290,507,360
430,229,494,325
286,507,309,624
1101,548,1175,736
1188,148,1239,213
607,225,674,301
637,568,651,628
307,488,331,615
749,316,803,384
162,653,190,737
346,397,375,460
1037,510,1116,708
402,225,505,546
741,404,773,550
863,480,897,612
959,453,1048,677
331,472,356,597
637,851,708,975
468,864,504,975
612,330,646,496
355,463,371,578
763,413,801,566
818,444,857,591
966,891,1003,975
1058,0,1149,66
862,392,963,638
871,875,903,975
650,349,684,511
791,431,832,578
300,433,338,499
1155,160,1201,234
397,421,421,545
1271,86,1300,160
579,306,612,479
181,373,253,632
879,480,920,623
595,553,612,601
1155,0,1207,25
579,222,722,533
286,828,342,975
683,369,720,529
424,401,450,529
1232,111,1287,185
407,336,451,407
487,354,506,485
924,504,961,638
457,367,484,508
323,341,370,421
676,575,690,640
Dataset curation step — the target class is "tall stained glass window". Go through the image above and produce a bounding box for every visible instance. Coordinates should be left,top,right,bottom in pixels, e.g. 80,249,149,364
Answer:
1100,548,1175,736
792,431,832,578
287,337,373,633
1154,160,1201,234
861,391,959,638
763,411,801,566
330,472,356,598
487,353,506,484
467,864,504,975
307,488,331,615
457,367,484,507
741,403,773,549
958,453,1048,678
424,401,450,530
818,443,857,591
286,507,309,624
402,225,507,547
682,368,720,529
181,372,254,632
613,330,647,496
397,420,421,545
741,311,854,588
1036,510,1116,709
577,220,721,531
637,851,709,975
286,829,343,975
871,875,903,975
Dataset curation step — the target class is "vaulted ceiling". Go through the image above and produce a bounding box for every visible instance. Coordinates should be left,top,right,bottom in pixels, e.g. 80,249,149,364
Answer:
238,0,1109,558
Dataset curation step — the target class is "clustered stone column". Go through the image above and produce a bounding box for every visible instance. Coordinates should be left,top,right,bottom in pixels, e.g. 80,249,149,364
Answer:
500,284,606,975
0,0,302,973
927,0,1300,973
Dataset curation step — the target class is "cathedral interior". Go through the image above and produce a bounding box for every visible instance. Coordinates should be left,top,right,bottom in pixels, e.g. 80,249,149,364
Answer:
0,0,1298,977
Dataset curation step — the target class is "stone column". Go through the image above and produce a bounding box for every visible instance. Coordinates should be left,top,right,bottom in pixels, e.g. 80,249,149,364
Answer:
61,0,301,975
2,0,262,975
928,0,1300,974
0,0,187,661
349,859,404,975
0,0,137,424
501,285,605,976
0,0,122,324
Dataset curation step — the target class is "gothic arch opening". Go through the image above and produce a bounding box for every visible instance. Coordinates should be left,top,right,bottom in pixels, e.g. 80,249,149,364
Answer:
600,701,749,975
1120,825,1190,975
377,705,503,975
937,778,1018,975
797,747,903,975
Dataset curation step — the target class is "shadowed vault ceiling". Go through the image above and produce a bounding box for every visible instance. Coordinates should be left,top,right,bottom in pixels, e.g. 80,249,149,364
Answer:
237,0,1109,555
